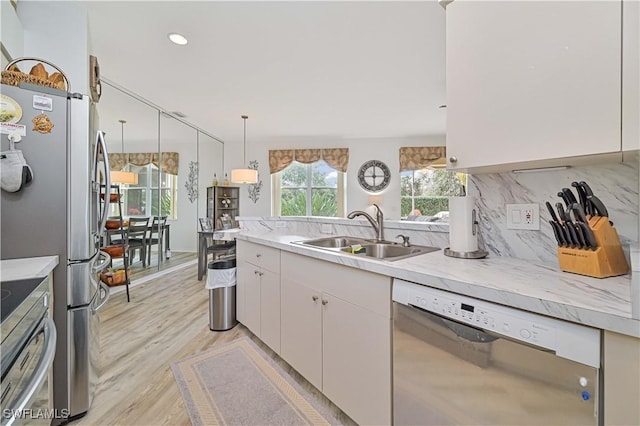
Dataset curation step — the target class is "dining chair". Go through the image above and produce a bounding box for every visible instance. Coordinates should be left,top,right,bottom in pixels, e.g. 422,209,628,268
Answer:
147,215,168,265
126,216,150,267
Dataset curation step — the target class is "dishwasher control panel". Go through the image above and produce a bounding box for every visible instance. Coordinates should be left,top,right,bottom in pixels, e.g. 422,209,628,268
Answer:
392,278,601,368
408,288,557,350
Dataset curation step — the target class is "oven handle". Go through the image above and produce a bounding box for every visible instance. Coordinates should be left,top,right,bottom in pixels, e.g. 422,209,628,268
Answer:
4,317,57,426
407,303,498,344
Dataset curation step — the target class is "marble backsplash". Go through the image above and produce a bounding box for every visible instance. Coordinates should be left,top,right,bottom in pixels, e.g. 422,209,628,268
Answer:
470,153,639,265
238,154,638,267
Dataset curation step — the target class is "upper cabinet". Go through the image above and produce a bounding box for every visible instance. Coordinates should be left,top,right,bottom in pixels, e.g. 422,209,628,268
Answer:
445,0,636,172
622,0,640,152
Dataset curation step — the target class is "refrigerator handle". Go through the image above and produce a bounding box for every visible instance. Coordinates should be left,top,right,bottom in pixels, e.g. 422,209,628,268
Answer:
92,281,111,314
95,131,111,234
92,250,111,274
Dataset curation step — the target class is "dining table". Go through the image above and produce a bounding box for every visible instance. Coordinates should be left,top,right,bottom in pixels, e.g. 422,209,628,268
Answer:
103,222,171,261
197,228,240,280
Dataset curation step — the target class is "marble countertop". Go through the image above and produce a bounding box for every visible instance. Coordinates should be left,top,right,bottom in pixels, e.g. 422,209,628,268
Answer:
1,256,59,282
236,232,640,338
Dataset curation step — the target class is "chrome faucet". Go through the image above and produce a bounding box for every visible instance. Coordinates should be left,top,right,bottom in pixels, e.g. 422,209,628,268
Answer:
347,204,385,242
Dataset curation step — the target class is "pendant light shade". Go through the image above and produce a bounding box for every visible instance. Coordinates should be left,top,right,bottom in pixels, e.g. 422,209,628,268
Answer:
110,119,139,185
231,115,258,184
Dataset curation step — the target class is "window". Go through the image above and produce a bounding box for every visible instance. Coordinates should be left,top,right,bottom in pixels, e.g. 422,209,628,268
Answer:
400,169,466,218
273,160,345,217
111,164,178,219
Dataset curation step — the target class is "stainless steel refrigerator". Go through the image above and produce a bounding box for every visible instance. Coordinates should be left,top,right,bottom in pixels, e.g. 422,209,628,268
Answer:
1,82,112,422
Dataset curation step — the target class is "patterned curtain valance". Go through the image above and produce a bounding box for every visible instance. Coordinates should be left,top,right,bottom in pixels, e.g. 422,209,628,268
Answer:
108,152,179,175
399,146,446,172
269,148,349,174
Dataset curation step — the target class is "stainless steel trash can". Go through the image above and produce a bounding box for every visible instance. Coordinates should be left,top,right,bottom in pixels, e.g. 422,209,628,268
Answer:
207,258,238,331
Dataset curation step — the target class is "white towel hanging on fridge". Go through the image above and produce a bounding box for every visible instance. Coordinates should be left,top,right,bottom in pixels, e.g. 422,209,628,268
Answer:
1,149,33,192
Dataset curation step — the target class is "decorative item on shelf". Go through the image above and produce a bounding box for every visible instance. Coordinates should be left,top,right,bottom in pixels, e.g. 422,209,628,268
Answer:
247,160,262,203
231,115,258,184
1,57,69,91
185,161,199,203
110,120,138,185
221,198,231,208
212,173,218,186
223,173,230,186
100,268,130,287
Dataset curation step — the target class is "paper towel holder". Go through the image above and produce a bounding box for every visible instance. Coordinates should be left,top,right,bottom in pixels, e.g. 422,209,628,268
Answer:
444,208,489,259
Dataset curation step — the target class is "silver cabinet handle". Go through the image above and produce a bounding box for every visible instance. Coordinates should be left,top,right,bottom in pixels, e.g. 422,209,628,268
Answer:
312,295,319,302
449,156,458,163
256,254,262,258
254,270,259,275
322,299,328,305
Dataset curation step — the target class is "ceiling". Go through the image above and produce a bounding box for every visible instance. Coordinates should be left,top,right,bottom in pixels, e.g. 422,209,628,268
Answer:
84,1,446,146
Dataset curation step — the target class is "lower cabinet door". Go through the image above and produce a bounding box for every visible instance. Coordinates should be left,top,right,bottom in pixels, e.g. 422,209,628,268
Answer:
280,277,322,389
260,270,281,354
322,292,392,426
238,261,261,336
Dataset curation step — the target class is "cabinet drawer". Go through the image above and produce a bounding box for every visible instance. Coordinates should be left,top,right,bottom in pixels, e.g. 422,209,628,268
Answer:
237,240,281,273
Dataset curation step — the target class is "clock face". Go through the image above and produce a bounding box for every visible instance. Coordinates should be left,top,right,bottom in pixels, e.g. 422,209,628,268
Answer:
357,160,391,192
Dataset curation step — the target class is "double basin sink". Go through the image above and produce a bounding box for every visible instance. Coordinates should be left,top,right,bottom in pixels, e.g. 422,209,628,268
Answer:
292,236,439,261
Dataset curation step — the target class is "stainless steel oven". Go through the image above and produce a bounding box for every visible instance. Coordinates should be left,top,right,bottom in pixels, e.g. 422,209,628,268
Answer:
393,278,602,426
1,277,57,426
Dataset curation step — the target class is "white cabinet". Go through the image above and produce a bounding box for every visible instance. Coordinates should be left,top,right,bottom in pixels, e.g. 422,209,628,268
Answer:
622,0,639,152
236,240,281,354
446,0,624,172
280,251,392,426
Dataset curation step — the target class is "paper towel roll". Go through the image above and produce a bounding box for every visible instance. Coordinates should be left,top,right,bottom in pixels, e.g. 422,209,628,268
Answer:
448,196,478,253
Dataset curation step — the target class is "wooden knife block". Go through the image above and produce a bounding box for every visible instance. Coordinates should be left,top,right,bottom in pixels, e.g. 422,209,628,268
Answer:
557,217,629,278
558,216,629,278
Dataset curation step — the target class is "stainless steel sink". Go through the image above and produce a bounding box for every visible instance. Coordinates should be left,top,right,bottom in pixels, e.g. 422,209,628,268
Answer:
292,236,439,261
294,236,370,248
340,243,439,260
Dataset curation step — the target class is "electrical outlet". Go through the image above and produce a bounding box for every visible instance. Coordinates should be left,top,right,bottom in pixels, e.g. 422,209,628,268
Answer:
321,223,332,234
275,221,286,228
506,203,539,230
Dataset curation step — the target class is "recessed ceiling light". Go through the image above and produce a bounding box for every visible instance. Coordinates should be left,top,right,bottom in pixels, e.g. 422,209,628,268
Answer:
168,33,188,46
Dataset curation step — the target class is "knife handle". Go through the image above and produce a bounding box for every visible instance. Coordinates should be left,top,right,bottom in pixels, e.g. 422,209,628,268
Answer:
549,221,566,247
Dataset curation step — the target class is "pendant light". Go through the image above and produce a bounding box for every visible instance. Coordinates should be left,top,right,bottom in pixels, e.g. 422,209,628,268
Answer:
110,119,139,185
231,115,258,184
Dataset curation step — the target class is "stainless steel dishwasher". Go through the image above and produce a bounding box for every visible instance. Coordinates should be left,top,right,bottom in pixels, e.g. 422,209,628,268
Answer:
393,279,602,426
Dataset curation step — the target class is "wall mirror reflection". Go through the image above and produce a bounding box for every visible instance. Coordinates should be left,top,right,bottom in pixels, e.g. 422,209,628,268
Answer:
98,81,223,282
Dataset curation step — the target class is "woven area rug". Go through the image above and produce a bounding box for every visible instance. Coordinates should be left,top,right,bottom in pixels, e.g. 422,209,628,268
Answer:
171,337,341,426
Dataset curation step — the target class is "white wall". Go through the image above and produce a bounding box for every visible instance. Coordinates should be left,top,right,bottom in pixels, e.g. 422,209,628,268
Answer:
1,0,23,64
18,1,89,94
227,134,446,220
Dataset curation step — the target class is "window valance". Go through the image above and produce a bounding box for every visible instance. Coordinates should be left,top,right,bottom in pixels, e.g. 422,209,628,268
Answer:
108,152,179,175
399,146,446,172
268,148,349,174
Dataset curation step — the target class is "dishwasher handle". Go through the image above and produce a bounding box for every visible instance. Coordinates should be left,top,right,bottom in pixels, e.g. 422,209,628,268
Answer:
408,303,498,344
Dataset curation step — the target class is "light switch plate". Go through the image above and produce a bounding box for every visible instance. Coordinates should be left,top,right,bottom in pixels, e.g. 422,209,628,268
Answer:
506,203,540,230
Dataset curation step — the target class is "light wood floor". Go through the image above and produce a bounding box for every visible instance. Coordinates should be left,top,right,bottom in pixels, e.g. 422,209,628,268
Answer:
74,263,353,426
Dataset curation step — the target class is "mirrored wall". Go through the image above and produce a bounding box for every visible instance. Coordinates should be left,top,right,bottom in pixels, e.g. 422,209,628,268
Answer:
99,81,224,277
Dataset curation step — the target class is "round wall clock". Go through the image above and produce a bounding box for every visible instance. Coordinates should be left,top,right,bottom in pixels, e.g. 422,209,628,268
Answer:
357,160,391,192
